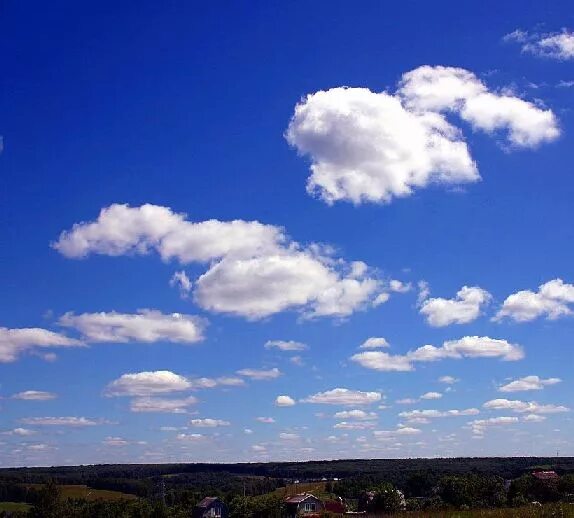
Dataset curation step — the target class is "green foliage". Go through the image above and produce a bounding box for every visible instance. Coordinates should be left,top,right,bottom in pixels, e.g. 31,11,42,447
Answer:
438,474,506,509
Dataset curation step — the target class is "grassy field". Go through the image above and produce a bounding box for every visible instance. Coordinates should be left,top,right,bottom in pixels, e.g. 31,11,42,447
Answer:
0,501,32,512
400,502,574,517
23,483,138,502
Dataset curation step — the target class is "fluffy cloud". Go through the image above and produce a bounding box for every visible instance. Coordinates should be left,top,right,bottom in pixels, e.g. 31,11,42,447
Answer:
399,66,559,147
420,391,442,400
494,279,574,322
483,398,569,414
256,417,275,424
334,421,376,430
359,337,389,349
438,376,459,384
59,310,206,344
265,340,307,351
333,409,377,420
301,388,382,406
286,85,477,205
374,425,422,438
20,417,105,426
279,433,300,440
351,336,523,372
105,371,192,397
237,367,281,380
275,395,296,407
389,280,412,293
169,271,192,298
469,416,519,436
3,428,36,436
400,408,480,420
189,418,230,428
11,391,57,401
498,375,562,393
419,286,492,326
129,396,197,413
286,66,558,205
0,327,83,363
54,204,386,319
505,29,574,60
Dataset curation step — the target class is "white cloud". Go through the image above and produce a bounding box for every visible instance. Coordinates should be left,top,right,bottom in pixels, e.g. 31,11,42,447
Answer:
265,340,307,351
351,336,523,371
301,388,382,406
396,398,418,405
59,310,205,344
54,204,386,319
3,428,36,436
438,376,459,384
333,409,377,420
420,391,442,400
275,395,296,407
256,417,275,423
400,408,479,421
499,375,562,393
389,280,412,293
419,286,491,326
244,428,253,434
0,327,83,363
129,396,197,413
187,376,245,389
374,426,422,438
399,65,559,148
334,421,376,430
170,271,192,298
105,371,192,397
505,28,574,60
483,398,569,414
286,85,477,205
359,337,389,349
237,367,281,380
469,416,519,436
350,351,414,371
102,437,129,447
176,433,205,442
19,417,105,426
286,66,558,206
12,391,57,401
494,279,574,322
523,414,546,422
279,432,300,440
251,444,267,452
189,418,230,428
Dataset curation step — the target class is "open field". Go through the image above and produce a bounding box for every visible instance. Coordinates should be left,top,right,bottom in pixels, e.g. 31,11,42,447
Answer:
22,484,138,502
400,502,574,517
0,501,32,512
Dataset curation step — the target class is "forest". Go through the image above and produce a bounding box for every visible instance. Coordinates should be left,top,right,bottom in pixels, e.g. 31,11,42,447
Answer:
0,457,573,516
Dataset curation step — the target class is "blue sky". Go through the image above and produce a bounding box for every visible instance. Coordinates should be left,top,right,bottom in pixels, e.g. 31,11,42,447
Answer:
1,0,573,466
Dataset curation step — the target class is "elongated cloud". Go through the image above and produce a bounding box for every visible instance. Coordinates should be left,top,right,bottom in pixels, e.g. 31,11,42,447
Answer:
498,375,561,393
419,286,491,327
469,416,519,436
12,391,57,401
190,418,230,428
20,417,106,426
237,367,281,380
505,29,574,60
400,408,480,420
483,398,569,414
105,371,192,397
275,395,296,407
0,327,83,363
265,340,308,351
494,279,574,322
54,204,387,319
359,337,389,349
286,66,558,205
301,388,382,406
351,336,523,371
129,396,197,413
59,310,205,344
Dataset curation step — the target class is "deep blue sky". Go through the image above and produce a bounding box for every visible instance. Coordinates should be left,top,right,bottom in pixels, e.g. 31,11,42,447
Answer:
1,0,573,465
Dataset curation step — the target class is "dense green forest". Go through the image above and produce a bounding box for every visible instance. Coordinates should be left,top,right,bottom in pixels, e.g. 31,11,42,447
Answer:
0,457,573,517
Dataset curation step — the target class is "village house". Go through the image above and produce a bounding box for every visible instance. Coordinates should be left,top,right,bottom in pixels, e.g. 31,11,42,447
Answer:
192,497,228,518
283,493,324,517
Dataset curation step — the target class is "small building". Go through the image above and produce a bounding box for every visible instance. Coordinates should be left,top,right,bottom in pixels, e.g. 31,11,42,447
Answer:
192,497,228,518
284,493,324,517
532,470,559,482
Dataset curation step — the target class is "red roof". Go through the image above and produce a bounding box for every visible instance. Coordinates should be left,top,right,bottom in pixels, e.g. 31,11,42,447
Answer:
532,471,559,481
